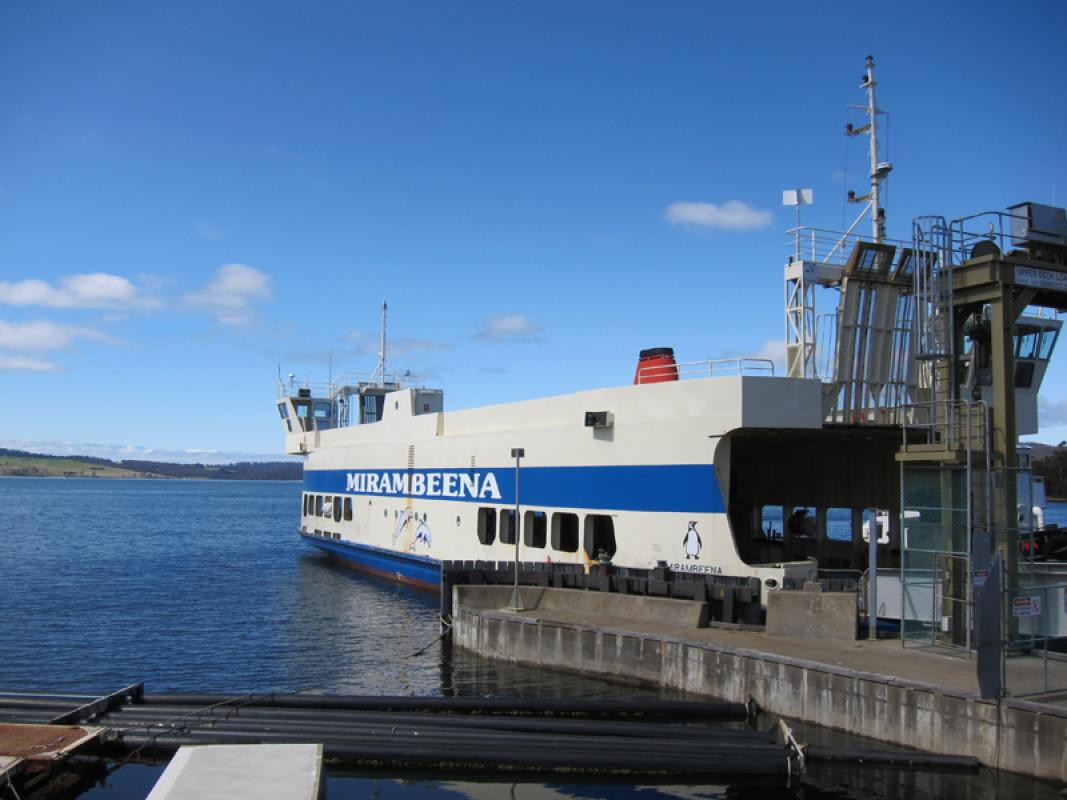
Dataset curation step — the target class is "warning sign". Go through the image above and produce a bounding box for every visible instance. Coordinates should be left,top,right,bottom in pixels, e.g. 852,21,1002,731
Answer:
1012,595,1043,617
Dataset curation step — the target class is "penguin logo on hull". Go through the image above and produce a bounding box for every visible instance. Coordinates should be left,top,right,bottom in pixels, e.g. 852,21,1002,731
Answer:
413,514,432,550
682,521,702,560
393,509,414,543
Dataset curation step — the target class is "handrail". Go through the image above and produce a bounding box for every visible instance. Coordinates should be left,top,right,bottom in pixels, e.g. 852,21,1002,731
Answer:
277,371,406,401
636,358,775,384
785,226,912,266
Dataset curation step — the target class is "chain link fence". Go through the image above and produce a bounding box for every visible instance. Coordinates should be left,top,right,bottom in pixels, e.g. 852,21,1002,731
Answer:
900,465,973,648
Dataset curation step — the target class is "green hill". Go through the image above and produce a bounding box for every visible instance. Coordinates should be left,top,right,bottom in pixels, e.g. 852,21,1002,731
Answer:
0,449,302,481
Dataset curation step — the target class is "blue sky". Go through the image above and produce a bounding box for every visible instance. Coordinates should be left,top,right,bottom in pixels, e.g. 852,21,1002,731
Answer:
2,1,1067,462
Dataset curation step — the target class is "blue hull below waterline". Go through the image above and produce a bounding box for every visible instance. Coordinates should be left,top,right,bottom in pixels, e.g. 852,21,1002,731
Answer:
299,532,440,590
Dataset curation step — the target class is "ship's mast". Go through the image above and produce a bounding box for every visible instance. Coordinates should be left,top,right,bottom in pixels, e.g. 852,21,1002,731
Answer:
377,301,387,388
846,55,892,243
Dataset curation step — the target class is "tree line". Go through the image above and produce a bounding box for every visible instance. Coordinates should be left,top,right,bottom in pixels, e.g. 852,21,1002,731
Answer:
0,449,302,481
1033,445,1067,499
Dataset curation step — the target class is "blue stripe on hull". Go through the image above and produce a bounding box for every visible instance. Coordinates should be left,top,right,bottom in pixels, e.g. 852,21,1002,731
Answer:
300,532,441,590
303,464,723,514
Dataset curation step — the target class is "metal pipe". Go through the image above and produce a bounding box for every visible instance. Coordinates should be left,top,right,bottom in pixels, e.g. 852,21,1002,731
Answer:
106,719,778,762
140,693,751,718
103,712,772,746
113,731,794,776
106,707,767,740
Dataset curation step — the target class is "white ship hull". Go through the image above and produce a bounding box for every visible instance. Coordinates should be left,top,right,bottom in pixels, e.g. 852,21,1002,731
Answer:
282,374,824,592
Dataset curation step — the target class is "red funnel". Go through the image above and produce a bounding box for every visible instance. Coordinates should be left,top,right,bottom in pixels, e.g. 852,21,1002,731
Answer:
634,347,678,384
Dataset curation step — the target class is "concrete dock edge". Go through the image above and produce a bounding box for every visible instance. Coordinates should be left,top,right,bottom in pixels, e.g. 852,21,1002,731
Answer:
452,586,1067,782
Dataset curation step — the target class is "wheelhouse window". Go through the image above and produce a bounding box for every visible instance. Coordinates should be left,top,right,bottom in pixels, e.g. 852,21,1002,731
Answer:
524,510,547,549
477,508,497,545
551,512,579,553
332,496,342,522
343,497,352,521
315,495,324,517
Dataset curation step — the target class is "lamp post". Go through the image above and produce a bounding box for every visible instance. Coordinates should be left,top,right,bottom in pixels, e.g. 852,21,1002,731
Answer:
866,508,878,640
509,448,525,611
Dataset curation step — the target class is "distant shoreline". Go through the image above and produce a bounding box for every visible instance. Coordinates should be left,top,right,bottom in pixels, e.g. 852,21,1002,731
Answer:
0,448,302,482
0,473,301,482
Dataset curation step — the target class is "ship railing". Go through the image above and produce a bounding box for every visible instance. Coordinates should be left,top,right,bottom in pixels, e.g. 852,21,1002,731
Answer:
786,226,912,267
277,371,404,401
900,399,988,455
948,209,1029,266
636,358,775,384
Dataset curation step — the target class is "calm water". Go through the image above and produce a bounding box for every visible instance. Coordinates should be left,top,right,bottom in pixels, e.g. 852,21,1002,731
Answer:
0,478,1060,799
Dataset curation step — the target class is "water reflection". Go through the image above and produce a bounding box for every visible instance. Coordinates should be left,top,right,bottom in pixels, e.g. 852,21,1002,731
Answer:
281,554,442,694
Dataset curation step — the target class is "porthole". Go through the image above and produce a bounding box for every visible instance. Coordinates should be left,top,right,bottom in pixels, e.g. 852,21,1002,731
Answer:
384,508,388,518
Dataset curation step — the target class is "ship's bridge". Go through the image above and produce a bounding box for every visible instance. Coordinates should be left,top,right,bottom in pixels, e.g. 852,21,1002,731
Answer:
277,372,443,442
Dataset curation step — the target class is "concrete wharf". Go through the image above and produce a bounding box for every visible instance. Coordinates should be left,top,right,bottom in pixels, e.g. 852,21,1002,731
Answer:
451,585,1067,783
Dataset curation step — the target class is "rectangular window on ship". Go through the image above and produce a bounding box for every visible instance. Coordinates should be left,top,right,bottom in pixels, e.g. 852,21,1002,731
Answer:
583,515,617,560
477,508,497,545
524,510,547,549
499,510,516,545
551,513,579,553
343,497,352,521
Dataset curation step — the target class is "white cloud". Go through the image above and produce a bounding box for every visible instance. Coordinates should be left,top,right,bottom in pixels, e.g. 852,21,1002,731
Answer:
391,338,451,355
183,263,272,325
0,353,56,371
474,314,542,342
1039,396,1067,427
194,220,221,240
0,273,153,309
664,200,772,231
0,320,114,352
344,331,452,357
755,339,787,373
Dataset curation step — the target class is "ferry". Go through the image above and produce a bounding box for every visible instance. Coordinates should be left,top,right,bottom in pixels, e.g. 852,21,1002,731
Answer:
278,58,1067,615
279,343,826,591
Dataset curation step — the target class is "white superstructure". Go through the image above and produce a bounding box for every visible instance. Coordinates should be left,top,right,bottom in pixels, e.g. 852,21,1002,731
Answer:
278,359,824,592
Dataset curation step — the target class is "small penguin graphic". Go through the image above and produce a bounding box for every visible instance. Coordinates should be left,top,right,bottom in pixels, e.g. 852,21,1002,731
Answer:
413,514,432,550
682,521,702,560
393,508,414,543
